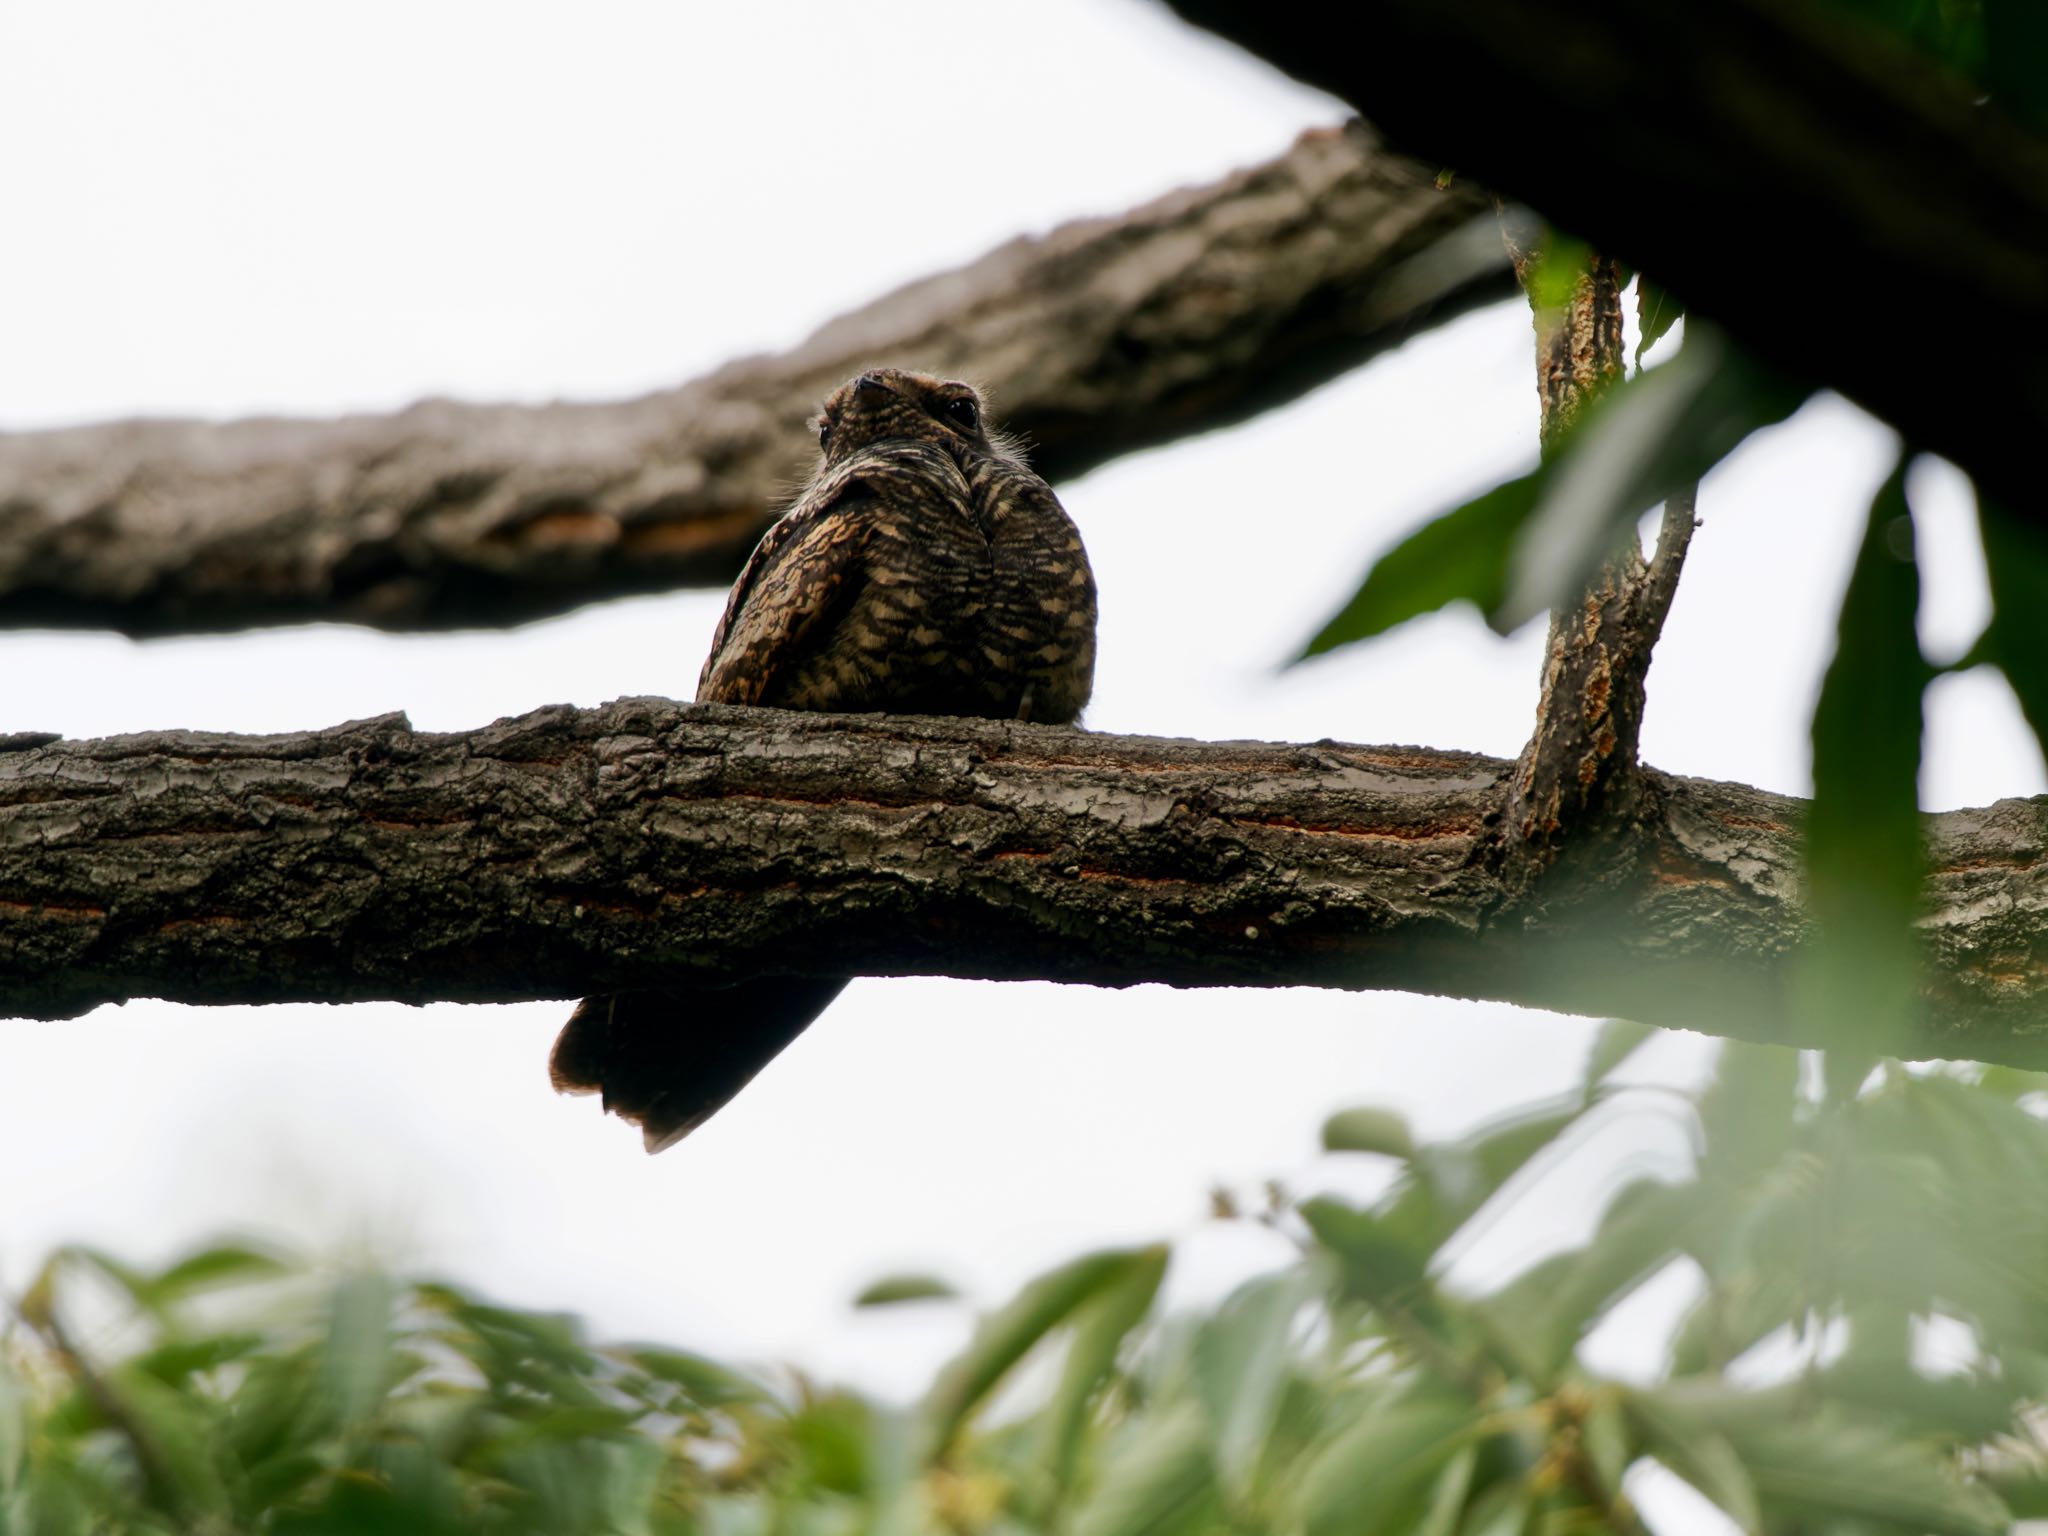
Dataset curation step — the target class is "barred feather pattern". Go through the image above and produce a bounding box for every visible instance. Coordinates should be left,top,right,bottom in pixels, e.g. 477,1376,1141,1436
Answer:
552,369,1097,1151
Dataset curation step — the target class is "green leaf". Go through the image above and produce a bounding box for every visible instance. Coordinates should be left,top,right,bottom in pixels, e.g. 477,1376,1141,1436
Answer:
1638,1385,2007,1535
1581,1019,1656,1098
1987,1469,2048,1518
853,1274,960,1307
1802,455,1930,1055
1976,492,2048,757
239,1449,329,1514
1580,1391,1630,1498
1322,1106,1416,1159
134,1332,266,1388
1973,1063,2048,1101
1294,1390,1474,1536
112,1364,234,1519
1466,1102,1587,1190
618,1346,766,1408
1415,1443,1479,1536
1392,1100,1589,1254
272,1474,462,1536
596,1435,667,1535
1070,1403,1215,1536
922,1248,1161,1460
1458,1479,1531,1536
1666,1269,1804,1380
1650,1436,1762,1535
0,1366,23,1493
217,1359,317,1484
1815,1350,2021,1445
1480,1179,1691,1377
1298,1198,1431,1315
1043,1246,1169,1501
1635,277,1682,366
1193,1269,1310,1498
1499,326,1808,628
1296,471,1538,659
1695,1041,1802,1192
148,1244,289,1302
1527,230,1595,315
323,1269,394,1432
788,1392,879,1495
1300,326,1805,660
1626,1384,1769,1533
436,1298,599,1412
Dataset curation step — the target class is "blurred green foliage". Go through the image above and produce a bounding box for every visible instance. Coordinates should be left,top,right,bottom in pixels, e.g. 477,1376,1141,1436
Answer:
10,1038,2048,1534
1300,0,2048,1031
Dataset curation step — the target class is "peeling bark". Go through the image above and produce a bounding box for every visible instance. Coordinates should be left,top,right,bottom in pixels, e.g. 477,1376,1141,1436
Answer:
2,702,2045,1067
1161,0,2048,517
1504,489,1698,895
1496,213,1627,453
0,123,1509,637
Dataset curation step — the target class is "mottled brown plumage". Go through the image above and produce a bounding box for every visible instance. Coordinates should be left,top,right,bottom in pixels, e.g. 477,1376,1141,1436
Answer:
552,369,1097,1151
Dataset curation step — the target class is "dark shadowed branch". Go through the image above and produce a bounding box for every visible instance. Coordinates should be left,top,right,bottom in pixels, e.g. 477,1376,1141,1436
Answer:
3,701,2044,1065
1160,0,2048,515
0,123,1511,637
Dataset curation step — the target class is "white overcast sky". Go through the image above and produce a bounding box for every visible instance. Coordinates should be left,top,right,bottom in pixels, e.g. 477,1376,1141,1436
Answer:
0,4,2039,1512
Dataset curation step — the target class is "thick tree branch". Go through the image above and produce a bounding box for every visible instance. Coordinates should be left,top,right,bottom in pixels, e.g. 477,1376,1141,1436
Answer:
0,123,1509,637
3,702,2044,1067
1160,0,2048,515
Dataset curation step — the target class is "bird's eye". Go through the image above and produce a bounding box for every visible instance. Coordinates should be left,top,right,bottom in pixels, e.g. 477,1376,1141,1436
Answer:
944,397,980,432
818,421,833,451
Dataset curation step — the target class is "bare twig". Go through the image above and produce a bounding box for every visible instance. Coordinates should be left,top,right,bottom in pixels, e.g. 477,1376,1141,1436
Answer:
1640,485,1700,643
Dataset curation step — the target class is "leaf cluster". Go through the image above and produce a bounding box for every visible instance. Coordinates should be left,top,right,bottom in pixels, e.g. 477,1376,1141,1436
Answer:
1303,262,2047,1060
9,1038,2048,1534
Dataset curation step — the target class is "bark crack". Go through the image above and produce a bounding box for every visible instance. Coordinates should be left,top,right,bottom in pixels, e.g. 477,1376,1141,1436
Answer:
0,701,2044,1068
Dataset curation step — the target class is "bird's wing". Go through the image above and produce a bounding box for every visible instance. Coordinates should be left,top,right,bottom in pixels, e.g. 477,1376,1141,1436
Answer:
697,442,967,705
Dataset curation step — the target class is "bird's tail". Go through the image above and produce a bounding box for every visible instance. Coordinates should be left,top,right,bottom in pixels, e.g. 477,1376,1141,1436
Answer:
550,977,849,1153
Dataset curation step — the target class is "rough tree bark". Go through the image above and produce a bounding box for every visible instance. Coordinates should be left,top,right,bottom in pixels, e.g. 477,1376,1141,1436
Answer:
0,122,1510,636
1162,0,2048,516
1492,221,1699,899
2,703,2044,1066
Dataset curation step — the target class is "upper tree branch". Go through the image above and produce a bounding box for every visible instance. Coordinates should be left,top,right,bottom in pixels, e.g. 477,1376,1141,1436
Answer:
0,123,1509,637
2,702,2044,1067
1160,0,2048,517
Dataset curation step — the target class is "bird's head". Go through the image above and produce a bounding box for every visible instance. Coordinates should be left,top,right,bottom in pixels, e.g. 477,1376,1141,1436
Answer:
812,369,1002,465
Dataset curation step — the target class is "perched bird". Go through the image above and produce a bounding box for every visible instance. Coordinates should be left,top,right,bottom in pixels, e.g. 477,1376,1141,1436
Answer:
550,369,1098,1152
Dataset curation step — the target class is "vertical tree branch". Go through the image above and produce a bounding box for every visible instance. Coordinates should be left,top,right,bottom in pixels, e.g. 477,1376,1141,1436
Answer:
1497,210,1627,452
1496,222,1699,894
